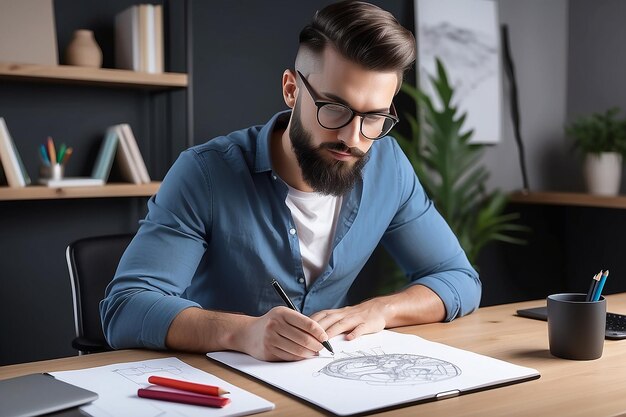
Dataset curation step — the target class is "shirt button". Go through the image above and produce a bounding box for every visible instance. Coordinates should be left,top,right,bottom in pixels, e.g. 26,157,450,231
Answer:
298,277,305,284
272,175,277,180
289,228,296,235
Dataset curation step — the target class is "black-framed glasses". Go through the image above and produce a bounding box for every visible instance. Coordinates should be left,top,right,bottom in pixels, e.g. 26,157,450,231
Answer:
296,71,399,140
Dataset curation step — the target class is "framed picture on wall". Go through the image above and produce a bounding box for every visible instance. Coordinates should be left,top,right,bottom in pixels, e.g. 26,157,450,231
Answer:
415,0,501,144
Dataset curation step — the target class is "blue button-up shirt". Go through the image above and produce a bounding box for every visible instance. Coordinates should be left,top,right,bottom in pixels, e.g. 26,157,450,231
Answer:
100,111,481,349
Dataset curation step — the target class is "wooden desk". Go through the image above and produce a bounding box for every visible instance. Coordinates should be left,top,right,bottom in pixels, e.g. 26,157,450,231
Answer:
3,295,626,417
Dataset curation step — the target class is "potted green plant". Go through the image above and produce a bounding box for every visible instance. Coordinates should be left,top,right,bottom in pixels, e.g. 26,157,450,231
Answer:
393,58,526,267
565,107,626,196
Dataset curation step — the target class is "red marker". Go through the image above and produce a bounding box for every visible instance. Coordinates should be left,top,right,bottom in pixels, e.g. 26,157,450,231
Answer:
147,375,230,396
138,387,231,408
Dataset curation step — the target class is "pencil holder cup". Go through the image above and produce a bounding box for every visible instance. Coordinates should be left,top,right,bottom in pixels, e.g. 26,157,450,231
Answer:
547,293,606,360
40,163,64,181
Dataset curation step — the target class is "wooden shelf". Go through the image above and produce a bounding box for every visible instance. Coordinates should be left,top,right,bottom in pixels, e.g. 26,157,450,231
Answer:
0,62,187,90
0,182,160,201
509,190,626,209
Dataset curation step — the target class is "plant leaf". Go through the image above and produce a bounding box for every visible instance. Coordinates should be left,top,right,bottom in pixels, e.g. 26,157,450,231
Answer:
396,58,530,265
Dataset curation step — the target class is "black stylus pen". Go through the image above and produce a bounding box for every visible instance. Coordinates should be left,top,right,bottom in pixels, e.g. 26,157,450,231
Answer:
271,278,334,355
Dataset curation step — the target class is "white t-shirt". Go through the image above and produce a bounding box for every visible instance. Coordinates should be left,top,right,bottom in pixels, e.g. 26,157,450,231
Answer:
285,186,343,287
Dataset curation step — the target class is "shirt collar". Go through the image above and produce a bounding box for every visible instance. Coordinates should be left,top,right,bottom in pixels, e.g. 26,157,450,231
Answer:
254,110,291,173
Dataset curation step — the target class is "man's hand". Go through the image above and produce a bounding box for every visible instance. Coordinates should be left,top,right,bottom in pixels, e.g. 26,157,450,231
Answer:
165,286,443,360
310,285,446,341
310,298,389,341
236,306,330,361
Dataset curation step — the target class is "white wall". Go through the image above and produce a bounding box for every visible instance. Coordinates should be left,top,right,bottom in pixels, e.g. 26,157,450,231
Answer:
483,0,570,192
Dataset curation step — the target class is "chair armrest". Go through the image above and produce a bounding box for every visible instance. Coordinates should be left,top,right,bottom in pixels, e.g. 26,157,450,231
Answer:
71,337,112,354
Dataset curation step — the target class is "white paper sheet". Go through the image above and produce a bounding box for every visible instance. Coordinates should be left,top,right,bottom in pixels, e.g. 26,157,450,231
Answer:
51,357,274,417
208,330,539,416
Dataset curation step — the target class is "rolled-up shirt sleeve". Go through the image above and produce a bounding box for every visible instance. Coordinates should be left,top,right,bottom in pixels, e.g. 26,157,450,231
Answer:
100,150,211,349
381,142,481,321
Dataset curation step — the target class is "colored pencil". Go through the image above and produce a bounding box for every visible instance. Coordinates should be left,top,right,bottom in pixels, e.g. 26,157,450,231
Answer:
586,271,602,302
47,137,57,164
592,270,610,302
138,387,231,408
39,144,50,166
60,147,73,165
147,375,230,396
57,143,67,163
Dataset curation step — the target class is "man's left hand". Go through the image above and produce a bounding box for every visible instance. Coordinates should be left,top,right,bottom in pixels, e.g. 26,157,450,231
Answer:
310,298,390,341
309,285,446,342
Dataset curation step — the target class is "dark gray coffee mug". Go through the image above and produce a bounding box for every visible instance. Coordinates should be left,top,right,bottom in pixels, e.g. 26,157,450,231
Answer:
547,293,606,360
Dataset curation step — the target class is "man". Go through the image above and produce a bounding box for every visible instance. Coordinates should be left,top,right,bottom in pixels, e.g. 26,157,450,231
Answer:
101,0,481,362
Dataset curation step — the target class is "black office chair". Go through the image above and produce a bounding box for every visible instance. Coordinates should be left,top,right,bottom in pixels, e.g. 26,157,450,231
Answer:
65,233,134,355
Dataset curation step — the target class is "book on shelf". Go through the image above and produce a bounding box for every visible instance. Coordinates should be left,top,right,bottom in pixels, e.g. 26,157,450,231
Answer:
120,124,150,183
140,5,152,73
0,161,6,186
0,0,58,65
153,5,163,73
115,6,138,71
91,128,118,181
92,124,151,184
0,117,31,188
115,124,142,184
115,4,163,73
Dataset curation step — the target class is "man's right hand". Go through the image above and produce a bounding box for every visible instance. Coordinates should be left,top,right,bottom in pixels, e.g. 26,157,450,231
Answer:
165,305,329,362
236,306,329,361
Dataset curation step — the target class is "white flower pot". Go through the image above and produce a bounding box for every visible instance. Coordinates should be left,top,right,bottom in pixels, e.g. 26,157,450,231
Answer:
583,152,623,196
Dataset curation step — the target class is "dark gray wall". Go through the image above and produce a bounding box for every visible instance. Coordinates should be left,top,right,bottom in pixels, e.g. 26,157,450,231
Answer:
9,0,616,366
477,0,626,307
567,0,626,118
0,0,414,366
0,0,187,366
566,0,626,193
486,0,626,194
483,0,570,193
191,0,414,144
191,0,332,142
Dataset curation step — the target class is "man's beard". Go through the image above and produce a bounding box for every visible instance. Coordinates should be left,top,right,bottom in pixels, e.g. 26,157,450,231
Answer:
289,105,369,196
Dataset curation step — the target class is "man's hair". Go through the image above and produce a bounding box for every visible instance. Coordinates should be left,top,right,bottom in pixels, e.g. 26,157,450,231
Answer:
299,1,416,75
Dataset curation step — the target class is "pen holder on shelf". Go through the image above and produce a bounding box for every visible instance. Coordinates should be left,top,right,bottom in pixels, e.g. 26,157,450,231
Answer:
40,163,65,181
39,138,72,183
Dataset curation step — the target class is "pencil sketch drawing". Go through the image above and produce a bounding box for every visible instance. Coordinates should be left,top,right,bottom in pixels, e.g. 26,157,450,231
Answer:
416,0,501,144
316,350,461,385
112,364,184,384
419,22,497,101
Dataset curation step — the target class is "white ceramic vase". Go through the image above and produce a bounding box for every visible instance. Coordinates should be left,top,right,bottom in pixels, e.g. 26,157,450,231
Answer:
583,152,623,196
